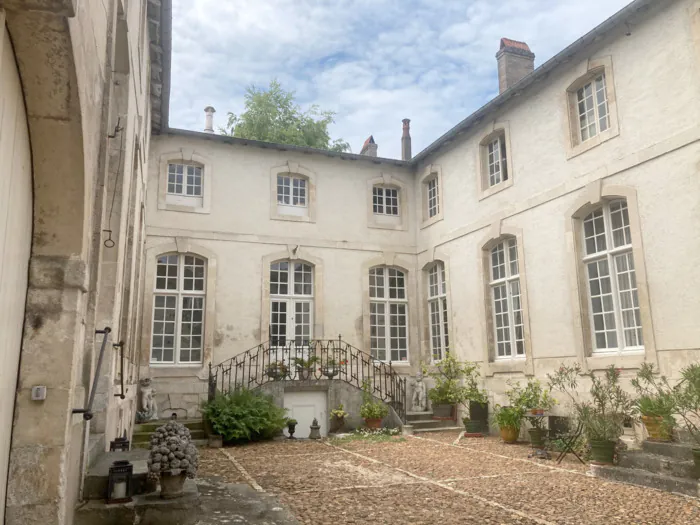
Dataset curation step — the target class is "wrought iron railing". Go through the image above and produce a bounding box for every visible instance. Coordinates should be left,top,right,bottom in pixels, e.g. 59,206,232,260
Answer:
208,336,407,422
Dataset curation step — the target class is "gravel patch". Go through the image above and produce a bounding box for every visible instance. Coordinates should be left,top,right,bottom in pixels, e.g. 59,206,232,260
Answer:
198,448,245,484
451,470,700,524
223,439,329,459
282,483,543,525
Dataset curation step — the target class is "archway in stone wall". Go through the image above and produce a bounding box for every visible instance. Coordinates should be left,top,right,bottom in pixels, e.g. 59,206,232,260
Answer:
2,3,90,525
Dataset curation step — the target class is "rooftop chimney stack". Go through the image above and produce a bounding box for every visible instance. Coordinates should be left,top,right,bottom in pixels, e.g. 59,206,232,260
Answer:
401,118,411,161
204,106,216,133
496,38,535,94
360,135,378,157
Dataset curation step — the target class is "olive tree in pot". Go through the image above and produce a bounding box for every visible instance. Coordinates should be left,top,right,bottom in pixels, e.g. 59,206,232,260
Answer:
631,363,676,442
548,364,633,465
492,405,525,444
360,380,389,429
426,354,483,420
147,421,199,499
507,379,556,448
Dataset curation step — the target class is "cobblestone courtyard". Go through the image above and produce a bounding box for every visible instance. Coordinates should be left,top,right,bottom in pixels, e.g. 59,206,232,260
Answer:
197,431,700,524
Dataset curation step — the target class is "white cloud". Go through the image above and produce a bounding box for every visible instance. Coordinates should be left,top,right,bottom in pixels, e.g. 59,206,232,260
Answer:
169,0,633,158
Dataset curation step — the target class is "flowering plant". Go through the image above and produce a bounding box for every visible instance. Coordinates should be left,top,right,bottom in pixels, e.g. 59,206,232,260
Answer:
330,404,349,420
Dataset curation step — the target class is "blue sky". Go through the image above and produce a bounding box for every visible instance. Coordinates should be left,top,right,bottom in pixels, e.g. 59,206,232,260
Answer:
169,0,632,159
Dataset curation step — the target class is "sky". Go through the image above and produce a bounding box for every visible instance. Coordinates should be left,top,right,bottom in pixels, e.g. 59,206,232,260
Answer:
169,0,633,160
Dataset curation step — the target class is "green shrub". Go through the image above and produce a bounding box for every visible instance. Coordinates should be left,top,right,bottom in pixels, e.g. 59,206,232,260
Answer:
424,354,487,410
202,389,287,443
492,405,525,430
359,380,389,420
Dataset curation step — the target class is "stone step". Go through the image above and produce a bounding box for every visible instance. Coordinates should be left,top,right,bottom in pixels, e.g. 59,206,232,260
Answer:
642,441,695,461
411,419,461,430
619,450,696,479
84,449,152,500
413,426,463,435
406,411,434,422
591,464,700,498
134,439,208,450
134,419,204,434
133,429,206,443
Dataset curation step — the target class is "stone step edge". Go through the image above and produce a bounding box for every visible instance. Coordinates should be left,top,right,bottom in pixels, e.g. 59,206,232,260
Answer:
618,451,696,479
412,426,463,434
591,464,700,499
134,439,208,449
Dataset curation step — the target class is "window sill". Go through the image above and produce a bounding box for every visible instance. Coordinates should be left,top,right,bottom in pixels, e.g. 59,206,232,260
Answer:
567,127,619,160
479,178,513,201
484,357,530,377
584,351,645,372
368,220,407,232
158,202,210,214
420,214,443,230
270,213,314,223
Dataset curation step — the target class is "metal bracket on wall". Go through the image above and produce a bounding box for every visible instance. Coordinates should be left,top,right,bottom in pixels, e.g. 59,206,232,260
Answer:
72,327,111,420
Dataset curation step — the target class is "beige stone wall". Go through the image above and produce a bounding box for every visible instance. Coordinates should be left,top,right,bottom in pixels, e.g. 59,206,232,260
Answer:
4,0,152,523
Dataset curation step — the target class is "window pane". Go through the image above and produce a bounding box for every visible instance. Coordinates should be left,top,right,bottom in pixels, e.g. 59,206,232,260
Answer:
507,238,519,277
492,283,510,357
369,267,385,299
152,294,177,362
615,252,643,348
389,303,408,361
490,242,506,281
370,302,386,361
610,200,632,248
427,177,439,218
583,209,606,255
429,300,443,361
277,175,291,205
587,260,617,350
270,301,287,347
388,268,406,299
373,186,384,214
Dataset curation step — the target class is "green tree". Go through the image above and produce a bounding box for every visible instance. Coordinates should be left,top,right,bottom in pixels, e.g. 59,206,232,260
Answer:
221,80,350,152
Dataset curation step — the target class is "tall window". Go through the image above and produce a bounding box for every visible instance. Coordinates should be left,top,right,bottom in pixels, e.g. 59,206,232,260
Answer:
427,262,449,362
369,266,408,362
373,186,399,216
151,253,206,364
168,163,202,197
270,260,313,347
487,134,508,187
489,239,524,359
427,177,439,218
582,200,643,353
577,73,609,142
277,175,307,207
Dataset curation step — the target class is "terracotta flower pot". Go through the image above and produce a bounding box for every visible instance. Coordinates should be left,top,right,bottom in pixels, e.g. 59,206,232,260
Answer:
364,418,382,429
589,439,616,465
499,426,520,444
160,470,187,499
641,415,672,442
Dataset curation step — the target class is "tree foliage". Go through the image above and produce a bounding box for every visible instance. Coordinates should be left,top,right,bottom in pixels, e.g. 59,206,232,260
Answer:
221,80,351,152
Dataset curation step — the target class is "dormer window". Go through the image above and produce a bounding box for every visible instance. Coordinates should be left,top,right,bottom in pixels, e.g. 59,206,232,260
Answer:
577,73,609,142
373,186,399,216
486,134,508,187
478,126,513,199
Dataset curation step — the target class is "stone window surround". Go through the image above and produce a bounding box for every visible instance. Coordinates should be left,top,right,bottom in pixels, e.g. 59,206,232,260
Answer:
478,122,514,200
478,223,535,377
421,257,453,364
566,181,657,372
269,161,317,223
418,164,444,229
140,238,217,380
361,252,418,368
366,173,408,231
157,150,212,214
564,56,620,159
260,247,324,343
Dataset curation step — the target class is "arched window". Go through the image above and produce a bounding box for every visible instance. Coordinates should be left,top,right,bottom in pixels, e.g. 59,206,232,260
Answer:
269,260,314,347
581,199,643,352
151,253,206,364
488,238,524,359
369,266,408,362
427,262,449,362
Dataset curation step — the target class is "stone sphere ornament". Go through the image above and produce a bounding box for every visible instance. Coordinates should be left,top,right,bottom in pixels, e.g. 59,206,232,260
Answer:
146,421,199,498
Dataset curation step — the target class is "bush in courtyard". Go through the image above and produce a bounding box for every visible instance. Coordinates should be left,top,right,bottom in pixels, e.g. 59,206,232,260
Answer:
202,389,287,443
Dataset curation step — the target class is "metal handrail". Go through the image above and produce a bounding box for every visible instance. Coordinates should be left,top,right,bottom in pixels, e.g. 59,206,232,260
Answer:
208,335,407,422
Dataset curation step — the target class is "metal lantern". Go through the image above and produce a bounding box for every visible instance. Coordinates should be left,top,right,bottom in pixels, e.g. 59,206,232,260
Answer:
107,460,133,504
109,436,130,452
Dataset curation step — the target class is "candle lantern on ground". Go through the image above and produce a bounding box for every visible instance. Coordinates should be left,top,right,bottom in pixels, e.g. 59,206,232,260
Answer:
107,460,133,504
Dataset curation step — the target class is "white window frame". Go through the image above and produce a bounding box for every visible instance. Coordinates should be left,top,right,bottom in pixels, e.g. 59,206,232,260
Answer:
427,177,439,218
486,135,508,188
576,73,609,143
427,262,449,362
369,266,409,362
488,238,525,360
167,162,203,197
270,163,317,223
150,253,206,365
372,185,400,216
419,165,443,228
269,260,314,348
581,200,643,355
277,174,307,208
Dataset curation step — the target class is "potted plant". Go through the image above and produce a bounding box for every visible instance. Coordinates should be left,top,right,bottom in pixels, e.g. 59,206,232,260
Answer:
286,418,298,439
492,405,525,443
266,361,288,380
460,370,488,434
360,380,388,429
631,363,676,442
548,364,633,465
426,354,483,420
147,421,199,499
507,379,556,448
293,356,319,380
330,404,349,433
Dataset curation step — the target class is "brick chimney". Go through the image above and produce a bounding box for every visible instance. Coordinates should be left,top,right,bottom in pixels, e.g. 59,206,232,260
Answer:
204,106,216,133
496,38,535,93
401,119,411,161
360,135,378,157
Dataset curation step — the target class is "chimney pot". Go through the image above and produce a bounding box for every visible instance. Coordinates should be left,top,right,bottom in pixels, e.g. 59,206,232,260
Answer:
401,119,411,161
360,135,378,157
204,106,216,133
496,38,535,94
